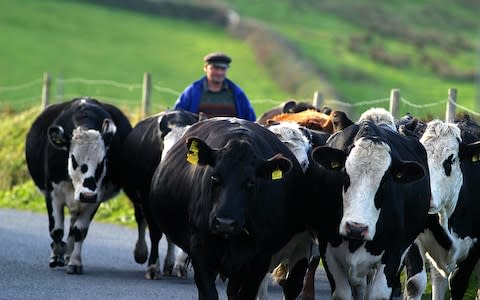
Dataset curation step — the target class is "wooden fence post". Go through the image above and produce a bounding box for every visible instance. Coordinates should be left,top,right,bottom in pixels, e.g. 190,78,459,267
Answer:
312,91,323,109
141,72,152,118
389,89,400,118
41,72,51,110
445,88,457,123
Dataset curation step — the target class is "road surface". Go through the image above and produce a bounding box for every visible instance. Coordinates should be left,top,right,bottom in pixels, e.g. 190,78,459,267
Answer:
0,208,331,299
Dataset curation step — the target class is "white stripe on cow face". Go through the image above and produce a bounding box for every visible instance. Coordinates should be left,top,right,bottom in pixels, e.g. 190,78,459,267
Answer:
267,122,311,173
68,128,107,202
340,138,391,240
420,120,462,216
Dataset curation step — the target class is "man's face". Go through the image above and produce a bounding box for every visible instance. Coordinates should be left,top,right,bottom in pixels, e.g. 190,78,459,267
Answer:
204,64,228,84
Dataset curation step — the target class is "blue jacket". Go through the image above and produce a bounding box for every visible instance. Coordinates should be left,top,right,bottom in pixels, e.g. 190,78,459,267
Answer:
173,77,256,121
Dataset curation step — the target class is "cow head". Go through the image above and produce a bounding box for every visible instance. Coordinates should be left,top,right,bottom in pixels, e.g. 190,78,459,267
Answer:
420,120,463,215
158,111,207,162
48,119,116,203
267,122,311,173
185,136,292,238
421,120,480,216
312,137,424,241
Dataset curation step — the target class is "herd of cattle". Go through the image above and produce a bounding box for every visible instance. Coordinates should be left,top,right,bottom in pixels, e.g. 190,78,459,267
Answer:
24,97,480,299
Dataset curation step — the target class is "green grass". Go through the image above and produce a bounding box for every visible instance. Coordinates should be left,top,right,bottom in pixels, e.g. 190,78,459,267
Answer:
225,0,479,119
0,0,289,115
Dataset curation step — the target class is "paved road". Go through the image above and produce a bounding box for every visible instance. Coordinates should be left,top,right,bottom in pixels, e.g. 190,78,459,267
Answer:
0,209,332,299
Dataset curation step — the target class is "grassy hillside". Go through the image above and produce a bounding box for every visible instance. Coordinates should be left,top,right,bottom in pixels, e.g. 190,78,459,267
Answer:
225,0,480,119
0,0,289,115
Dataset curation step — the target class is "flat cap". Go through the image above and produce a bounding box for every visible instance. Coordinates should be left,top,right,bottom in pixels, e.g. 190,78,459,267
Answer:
204,52,231,68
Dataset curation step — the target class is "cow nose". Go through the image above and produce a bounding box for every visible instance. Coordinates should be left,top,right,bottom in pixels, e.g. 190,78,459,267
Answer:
79,192,97,203
345,221,368,240
213,217,237,235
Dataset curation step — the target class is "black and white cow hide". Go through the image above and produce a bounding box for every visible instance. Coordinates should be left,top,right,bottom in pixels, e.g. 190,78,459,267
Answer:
25,97,132,274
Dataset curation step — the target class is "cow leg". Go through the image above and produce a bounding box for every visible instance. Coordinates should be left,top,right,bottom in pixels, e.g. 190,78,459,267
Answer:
475,261,480,300
280,257,308,300
163,237,176,276
66,203,99,274
430,265,448,300
365,264,390,300
255,274,270,300
403,243,427,300
46,188,67,268
145,228,162,280
190,253,218,299
298,255,320,300
133,202,148,264
323,244,352,300
173,247,189,279
236,254,271,299
449,249,479,300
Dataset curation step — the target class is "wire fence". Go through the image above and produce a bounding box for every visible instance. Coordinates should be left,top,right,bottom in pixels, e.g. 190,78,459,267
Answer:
1,73,478,121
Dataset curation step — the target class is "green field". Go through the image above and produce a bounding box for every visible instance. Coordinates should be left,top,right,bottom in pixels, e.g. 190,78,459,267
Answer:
0,0,289,115
226,0,480,119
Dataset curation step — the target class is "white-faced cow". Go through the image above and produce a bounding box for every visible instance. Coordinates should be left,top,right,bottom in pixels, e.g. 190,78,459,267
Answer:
403,119,480,300
120,109,205,279
311,108,430,299
148,117,307,299
25,97,132,274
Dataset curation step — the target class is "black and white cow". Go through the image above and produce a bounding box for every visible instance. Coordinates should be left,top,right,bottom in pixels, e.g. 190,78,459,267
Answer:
311,108,430,299
258,121,326,300
148,117,306,299
403,119,480,300
25,97,132,274
120,109,205,279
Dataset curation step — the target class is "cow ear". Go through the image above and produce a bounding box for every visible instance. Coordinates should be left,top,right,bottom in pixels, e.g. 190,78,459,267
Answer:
158,114,170,139
459,140,480,162
186,137,215,166
198,112,208,121
102,119,117,146
257,154,292,181
311,146,346,171
282,100,297,113
48,125,69,150
390,160,425,184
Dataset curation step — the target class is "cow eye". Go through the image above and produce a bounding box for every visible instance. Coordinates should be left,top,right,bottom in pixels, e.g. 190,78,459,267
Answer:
443,154,454,177
71,154,78,170
210,174,221,185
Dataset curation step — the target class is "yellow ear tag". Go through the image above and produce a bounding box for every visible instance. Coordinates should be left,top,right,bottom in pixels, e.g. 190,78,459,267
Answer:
272,168,283,180
331,161,342,169
472,154,479,163
187,141,199,165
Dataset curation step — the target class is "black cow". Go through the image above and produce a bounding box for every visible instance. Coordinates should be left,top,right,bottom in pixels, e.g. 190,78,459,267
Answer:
25,97,132,274
403,119,480,300
148,117,306,299
311,110,430,299
120,109,205,279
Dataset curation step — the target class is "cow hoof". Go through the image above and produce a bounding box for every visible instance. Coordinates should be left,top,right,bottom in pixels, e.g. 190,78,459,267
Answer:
66,265,83,274
134,240,148,264
163,263,174,276
145,265,161,280
49,255,65,268
174,265,188,279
